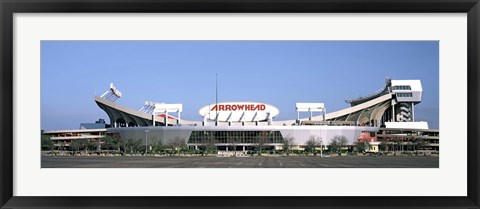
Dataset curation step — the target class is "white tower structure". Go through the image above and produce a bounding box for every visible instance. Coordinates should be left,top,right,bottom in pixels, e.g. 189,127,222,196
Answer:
100,83,122,102
140,101,183,126
296,103,326,124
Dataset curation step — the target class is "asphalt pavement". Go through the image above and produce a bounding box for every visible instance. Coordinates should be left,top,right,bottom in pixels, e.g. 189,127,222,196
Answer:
41,155,439,168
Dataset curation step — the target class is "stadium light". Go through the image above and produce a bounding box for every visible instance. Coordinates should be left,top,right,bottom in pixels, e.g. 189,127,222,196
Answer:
145,129,149,155
320,137,323,158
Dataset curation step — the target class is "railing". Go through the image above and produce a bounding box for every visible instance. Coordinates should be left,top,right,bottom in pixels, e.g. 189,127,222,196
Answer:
50,135,104,140
302,120,356,126
345,78,391,105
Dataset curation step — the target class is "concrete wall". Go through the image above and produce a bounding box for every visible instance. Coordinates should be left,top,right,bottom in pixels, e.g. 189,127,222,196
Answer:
108,125,379,146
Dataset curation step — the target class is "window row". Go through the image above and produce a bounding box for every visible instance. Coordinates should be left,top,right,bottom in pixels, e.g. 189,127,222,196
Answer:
188,131,284,144
392,85,412,90
397,93,413,97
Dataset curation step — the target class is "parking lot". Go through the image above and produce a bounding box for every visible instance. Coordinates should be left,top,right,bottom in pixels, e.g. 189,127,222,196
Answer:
42,155,439,168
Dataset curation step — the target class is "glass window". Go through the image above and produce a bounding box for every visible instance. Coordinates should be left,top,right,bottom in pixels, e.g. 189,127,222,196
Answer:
188,130,285,145
393,85,412,90
397,93,413,97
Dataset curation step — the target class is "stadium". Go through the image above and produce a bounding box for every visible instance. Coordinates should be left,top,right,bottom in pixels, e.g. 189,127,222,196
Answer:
43,77,433,155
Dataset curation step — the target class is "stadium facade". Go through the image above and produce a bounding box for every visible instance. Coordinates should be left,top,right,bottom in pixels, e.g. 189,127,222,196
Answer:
87,78,430,152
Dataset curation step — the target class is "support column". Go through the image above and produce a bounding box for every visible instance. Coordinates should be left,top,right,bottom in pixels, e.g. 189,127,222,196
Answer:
412,102,415,122
152,114,156,126
164,111,169,126
240,111,245,126
203,116,207,126
323,108,327,121
382,113,385,125
392,104,395,122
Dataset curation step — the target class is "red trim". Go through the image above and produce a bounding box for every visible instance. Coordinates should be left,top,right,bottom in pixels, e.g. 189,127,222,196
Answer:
157,114,177,120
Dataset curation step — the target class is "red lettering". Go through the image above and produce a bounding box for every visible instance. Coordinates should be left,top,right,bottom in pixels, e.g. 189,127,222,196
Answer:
260,104,266,110
210,103,268,112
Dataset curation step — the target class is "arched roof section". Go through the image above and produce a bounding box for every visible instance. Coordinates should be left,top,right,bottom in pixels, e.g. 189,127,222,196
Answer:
345,78,391,106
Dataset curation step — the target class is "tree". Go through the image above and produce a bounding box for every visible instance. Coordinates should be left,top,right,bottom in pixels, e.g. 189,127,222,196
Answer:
69,139,90,155
59,141,65,154
87,140,97,154
204,136,217,155
167,137,187,156
395,139,404,154
151,139,164,154
125,138,142,154
379,141,388,152
102,135,118,154
329,139,339,153
282,135,295,156
355,141,372,153
41,135,54,151
305,135,321,155
337,136,348,148
330,135,348,154
415,139,429,155
69,139,82,155
116,138,126,155
227,135,238,157
256,134,267,156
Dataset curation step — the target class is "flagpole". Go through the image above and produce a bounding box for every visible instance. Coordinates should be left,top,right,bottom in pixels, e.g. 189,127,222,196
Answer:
216,73,218,126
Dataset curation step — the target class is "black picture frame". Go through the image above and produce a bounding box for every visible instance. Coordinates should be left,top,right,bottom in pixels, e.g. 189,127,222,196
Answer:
1,0,479,208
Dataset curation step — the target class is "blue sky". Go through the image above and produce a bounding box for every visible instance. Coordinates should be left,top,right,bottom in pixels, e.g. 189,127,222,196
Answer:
41,41,439,130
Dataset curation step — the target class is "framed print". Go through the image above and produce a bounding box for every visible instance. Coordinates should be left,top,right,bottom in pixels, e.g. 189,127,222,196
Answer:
1,0,479,208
